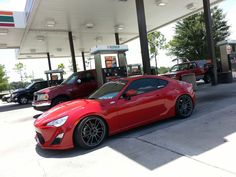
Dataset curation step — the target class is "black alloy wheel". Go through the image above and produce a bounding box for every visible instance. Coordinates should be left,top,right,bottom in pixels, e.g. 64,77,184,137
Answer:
203,74,211,84
176,95,193,118
18,96,29,105
74,116,107,149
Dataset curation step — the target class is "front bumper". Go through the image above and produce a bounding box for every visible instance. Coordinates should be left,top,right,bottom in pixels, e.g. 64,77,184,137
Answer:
32,101,51,111
34,125,74,150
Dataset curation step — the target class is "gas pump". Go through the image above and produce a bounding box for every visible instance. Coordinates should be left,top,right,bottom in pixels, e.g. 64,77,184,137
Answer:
217,40,236,83
90,45,128,86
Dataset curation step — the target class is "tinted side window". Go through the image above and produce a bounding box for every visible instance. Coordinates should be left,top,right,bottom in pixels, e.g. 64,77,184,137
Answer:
157,79,168,89
81,72,95,83
125,78,158,95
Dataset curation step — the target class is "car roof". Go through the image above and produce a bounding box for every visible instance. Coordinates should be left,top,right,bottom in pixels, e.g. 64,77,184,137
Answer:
120,75,168,82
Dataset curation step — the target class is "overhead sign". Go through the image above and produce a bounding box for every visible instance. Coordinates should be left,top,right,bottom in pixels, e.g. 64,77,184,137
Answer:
0,11,15,27
91,45,128,54
0,11,25,28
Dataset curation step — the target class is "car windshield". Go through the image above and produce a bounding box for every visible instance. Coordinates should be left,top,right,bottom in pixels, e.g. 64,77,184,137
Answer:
89,80,127,100
26,82,35,89
61,73,79,85
170,63,189,72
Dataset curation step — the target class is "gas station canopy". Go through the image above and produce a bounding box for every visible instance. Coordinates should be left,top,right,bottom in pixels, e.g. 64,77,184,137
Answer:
0,0,223,59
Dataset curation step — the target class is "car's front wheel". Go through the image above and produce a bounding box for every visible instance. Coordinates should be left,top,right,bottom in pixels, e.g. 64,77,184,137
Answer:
18,96,29,104
203,74,211,84
176,95,193,118
74,116,107,149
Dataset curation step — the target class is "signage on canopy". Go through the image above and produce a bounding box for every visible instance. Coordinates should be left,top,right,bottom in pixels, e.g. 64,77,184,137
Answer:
0,11,25,28
90,45,128,54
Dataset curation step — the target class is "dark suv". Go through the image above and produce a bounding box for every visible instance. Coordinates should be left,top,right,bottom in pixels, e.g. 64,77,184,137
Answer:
11,81,49,104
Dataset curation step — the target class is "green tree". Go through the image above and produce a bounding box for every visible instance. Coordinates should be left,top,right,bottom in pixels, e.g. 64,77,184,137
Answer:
148,31,167,72
58,63,65,70
58,63,66,74
168,6,230,61
158,66,170,74
13,62,25,82
0,64,9,92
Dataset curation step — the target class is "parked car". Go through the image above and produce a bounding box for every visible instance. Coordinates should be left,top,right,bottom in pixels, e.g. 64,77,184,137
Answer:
32,69,98,112
1,94,11,103
162,61,211,83
11,81,49,104
34,75,195,150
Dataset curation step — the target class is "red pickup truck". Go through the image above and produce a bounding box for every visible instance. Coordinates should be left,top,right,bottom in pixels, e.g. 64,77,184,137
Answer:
32,70,98,111
162,61,211,83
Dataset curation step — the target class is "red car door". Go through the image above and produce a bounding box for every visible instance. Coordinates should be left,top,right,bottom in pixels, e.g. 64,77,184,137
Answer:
115,78,168,130
71,71,98,99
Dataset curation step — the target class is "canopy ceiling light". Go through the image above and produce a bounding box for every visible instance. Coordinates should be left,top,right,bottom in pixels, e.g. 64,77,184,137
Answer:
0,43,7,48
0,29,8,35
56,48,62,52
114,24,125,30
95,36,103,42
156,0,168,6
46,19,56,27
85,23,94,29
36,35,45,42
186,3,196,10
30,49,36,53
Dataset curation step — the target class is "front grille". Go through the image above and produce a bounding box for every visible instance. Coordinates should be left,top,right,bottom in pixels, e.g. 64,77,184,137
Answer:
36,132,45,145
33,94,38,101
51,138,62,145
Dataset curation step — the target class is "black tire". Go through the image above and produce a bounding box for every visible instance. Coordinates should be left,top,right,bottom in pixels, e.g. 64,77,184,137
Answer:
18,96,29,105
51,96,69,107
203,74,211,84
74,116,107,149
176,95,193,118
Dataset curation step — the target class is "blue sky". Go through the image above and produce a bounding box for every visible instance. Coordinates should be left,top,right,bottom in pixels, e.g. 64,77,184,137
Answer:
0,0,236,82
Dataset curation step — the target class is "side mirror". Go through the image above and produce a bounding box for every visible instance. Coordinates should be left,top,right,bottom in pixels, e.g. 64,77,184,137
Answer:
77,79,82,84
124,89,137,100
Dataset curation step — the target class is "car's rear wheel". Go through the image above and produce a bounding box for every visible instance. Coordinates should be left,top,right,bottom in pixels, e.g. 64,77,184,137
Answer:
203,74,211,84
18,96,28,105
176,95,193,118
74,116,107,149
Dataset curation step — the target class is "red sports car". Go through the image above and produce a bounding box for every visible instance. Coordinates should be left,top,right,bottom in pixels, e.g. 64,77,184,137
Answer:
34,75,195,150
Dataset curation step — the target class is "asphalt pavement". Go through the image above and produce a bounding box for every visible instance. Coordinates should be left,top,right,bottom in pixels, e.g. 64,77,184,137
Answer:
0,82,236,177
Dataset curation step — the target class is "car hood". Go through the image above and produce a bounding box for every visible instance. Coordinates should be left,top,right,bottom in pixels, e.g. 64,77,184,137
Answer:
34,99,102,126
12,88,27,94
36,85,64,93
161,72,177,76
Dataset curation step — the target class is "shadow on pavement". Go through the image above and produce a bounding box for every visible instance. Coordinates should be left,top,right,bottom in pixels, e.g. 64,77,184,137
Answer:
35,82,236,171
0,103,32,113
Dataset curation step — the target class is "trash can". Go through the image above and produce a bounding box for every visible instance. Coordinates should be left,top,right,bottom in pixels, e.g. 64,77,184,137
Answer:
181,73,197,91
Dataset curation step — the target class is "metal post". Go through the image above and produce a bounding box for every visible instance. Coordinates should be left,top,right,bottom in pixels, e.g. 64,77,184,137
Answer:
81,51,86,71
115,33,120,45
47,52,53,82
115,33,121,66
68,31,77,73
203,0,217,85
135,0,151,75
47,52,52,71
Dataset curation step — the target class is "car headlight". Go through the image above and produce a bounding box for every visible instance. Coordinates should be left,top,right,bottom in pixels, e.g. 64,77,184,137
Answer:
47,116,68,127
11,93,18,98
37,93,49,101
